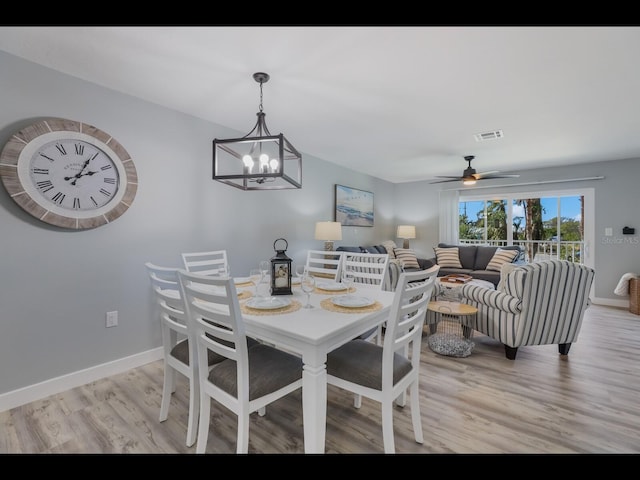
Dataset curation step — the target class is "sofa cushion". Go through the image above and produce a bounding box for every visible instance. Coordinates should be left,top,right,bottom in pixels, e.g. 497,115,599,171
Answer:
434,246,463,268
393,247,420,269
438,243,475,269
486,248,520,271
337,246,363,253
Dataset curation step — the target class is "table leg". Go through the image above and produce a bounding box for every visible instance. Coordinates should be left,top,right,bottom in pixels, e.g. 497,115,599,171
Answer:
302,362,327,454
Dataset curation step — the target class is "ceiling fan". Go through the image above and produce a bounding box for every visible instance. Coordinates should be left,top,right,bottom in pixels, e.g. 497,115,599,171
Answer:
430,155,520,185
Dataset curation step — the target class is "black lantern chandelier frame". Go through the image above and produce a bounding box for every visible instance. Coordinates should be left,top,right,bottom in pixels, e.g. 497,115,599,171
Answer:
213,72,302,191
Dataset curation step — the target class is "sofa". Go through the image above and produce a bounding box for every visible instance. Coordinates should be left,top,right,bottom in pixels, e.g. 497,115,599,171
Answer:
336,241,523,289
419,243,524,287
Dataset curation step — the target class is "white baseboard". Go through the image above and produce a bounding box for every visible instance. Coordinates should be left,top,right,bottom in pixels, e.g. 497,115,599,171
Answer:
0,347,163,413
591,296,629,308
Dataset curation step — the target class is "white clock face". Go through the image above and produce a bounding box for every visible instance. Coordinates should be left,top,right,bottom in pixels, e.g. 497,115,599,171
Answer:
16,130,128,220
28,139,120,213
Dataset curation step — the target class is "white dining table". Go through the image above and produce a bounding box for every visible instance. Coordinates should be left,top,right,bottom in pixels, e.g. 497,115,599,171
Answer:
240,282,395,454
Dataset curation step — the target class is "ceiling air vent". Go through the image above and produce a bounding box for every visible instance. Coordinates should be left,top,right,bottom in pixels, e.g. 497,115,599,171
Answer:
474,130,504,142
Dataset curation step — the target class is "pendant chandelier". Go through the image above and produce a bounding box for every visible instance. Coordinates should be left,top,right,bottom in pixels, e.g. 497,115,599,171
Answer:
213,72,302,190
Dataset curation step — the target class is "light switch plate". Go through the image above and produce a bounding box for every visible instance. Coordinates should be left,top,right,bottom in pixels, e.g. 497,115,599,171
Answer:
605,227,613,236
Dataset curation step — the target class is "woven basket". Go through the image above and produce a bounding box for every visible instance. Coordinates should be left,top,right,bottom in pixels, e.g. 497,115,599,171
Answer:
630,277,640,315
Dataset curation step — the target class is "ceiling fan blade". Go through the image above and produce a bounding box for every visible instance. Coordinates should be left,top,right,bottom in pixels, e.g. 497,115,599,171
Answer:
476,173,521,180
473,170,500,178
430,177,463,184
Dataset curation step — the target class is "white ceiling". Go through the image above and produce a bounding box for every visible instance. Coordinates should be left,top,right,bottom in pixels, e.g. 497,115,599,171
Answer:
1,26,640,184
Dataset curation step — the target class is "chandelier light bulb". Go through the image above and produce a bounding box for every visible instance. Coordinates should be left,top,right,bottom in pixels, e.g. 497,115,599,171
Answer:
269,158,279,171
242,155,254,169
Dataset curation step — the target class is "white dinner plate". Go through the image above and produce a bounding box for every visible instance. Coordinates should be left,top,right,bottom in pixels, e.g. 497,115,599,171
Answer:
317,281,347,291
245,297,292,310
234,277,252,285
331,295,374,308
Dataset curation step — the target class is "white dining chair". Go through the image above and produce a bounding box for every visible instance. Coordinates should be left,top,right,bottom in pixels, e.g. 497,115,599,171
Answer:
181,250,229,276
342,252,389,289
177,269,303,454
326,266,439,453
305,249,344,281
343,252,390,344
145,262,229,447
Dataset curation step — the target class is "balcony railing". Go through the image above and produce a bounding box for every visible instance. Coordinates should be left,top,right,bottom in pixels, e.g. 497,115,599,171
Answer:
459,238,584,264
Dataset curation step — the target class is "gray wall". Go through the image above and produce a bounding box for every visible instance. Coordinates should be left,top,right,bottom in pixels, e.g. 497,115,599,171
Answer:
1,51,638,398
0,52,395,395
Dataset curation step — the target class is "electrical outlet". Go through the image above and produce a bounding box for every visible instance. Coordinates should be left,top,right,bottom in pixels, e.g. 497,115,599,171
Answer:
106,311,118,328
605,227,613,236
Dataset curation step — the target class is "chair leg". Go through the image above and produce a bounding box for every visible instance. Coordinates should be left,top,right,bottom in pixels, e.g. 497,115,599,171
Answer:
410,382,424,445
237,413,250,454
258,406,266,416
185,378,199,447
558,343,572,355
196,394,211,454
504,345,518,360
159,364,173,422
381,399,396,454
353,393,362,409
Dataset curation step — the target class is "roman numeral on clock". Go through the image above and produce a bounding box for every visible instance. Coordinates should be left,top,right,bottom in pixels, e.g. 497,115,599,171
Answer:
99,188,112,197
52,192,65,204
100,164,112,171
39,153,56,162
36,180,54,192
90,196,98,206
75,143,84,155
32,168,49,175
103,177,116,184
73,197,80,209
55,144,67,155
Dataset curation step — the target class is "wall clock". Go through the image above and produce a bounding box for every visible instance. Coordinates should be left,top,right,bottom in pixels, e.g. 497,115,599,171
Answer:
0,117,137,229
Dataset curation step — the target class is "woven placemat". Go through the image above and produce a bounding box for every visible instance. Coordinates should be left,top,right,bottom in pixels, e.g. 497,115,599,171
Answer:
320,298,383,314
237,290,252,301
235,281,254,288
314,286,356,295
241,299,302,316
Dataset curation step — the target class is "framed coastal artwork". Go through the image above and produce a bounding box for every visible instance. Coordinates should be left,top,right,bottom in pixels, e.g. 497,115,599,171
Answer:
335,184,374,227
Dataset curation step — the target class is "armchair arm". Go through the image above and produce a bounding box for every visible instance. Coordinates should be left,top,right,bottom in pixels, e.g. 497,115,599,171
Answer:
460,284,522,314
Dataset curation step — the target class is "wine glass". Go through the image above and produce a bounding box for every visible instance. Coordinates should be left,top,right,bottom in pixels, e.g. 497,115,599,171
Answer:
296,264,307,278
341,266,355,296
301,271,315,309
249,268,263,296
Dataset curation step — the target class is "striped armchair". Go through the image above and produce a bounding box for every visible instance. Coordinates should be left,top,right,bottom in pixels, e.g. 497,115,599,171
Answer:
459,260,595,360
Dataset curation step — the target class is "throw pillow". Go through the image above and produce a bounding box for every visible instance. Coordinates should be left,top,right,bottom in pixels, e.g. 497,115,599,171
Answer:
393,248,420,269
486,248,519,272
381,240,397,259
434,247,462,269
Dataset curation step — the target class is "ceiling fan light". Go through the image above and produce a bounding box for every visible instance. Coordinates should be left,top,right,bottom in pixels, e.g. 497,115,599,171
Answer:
463,178,477,185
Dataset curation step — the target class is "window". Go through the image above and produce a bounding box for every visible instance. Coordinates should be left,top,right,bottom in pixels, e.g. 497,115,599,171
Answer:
459,188,593,266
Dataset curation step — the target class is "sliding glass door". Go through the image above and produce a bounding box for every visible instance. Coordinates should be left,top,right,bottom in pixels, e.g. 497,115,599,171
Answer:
459,188,594,267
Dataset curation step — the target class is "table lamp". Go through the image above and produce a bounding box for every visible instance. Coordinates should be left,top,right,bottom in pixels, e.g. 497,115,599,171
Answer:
315,221,342,251
397,225,416,249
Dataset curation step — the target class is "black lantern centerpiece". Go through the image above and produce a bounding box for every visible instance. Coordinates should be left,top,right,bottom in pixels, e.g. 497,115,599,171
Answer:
270,238,292,295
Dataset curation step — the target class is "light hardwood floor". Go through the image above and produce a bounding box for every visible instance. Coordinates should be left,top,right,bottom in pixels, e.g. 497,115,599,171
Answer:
1,304,639,454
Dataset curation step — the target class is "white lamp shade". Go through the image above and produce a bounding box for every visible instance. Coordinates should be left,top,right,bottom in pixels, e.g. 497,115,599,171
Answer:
315,221,343,241
397,225,416,239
